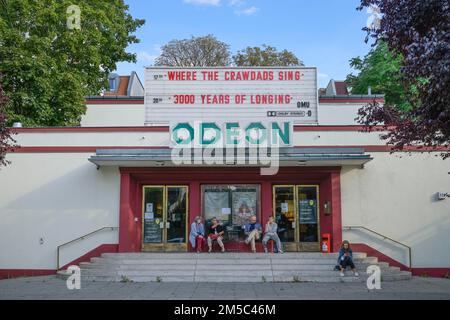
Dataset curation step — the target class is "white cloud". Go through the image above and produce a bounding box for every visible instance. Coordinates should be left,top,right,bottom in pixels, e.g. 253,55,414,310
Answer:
152,44,162,54
234,6,259,16
318,73,330,79
229,0,245,6
183,0,221,6
183,0,260,15
139,51,158,64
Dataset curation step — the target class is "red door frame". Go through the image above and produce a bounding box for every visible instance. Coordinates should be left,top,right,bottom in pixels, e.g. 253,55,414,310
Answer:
119,167,342,253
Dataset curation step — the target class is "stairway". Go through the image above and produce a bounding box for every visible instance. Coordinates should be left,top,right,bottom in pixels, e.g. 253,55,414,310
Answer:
59,252,412,283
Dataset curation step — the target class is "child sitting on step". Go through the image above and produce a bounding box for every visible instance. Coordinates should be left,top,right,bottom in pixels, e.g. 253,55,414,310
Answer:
338,240,359,277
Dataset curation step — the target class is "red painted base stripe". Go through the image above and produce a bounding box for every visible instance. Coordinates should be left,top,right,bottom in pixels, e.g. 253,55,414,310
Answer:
60,244,119,270
0,269,56,280
411,268,450,278
12,145,448,153
13,126,168,133
351,243,450,278
0,244,119,279
351,243,409,271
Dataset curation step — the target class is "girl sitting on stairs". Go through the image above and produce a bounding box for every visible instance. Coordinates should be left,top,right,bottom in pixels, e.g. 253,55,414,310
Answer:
338,240,359,277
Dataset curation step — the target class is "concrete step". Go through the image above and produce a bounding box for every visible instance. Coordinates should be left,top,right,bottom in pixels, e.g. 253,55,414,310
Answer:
73,252,410,283
80,268,403,278
81,270,196,277
89,257,377,266
80,263,396,274
56,270,71,280
82,275,196,282
99,252,368,260
80,270,412,283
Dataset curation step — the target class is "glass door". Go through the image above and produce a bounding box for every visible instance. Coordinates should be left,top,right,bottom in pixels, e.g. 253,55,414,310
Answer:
166,186,188,251
273,185,320,251
142,186,188,252
273,186,297,251
297,186,320,251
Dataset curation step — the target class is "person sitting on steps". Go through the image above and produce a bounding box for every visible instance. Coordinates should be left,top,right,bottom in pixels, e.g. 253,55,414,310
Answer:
207,217,225,253
189,216,205,253
244,215,262,253
262,216,283,254
338,240,359,277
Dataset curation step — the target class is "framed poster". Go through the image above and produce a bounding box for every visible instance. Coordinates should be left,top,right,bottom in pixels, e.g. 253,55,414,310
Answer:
232,190,258,226
203,187,230,223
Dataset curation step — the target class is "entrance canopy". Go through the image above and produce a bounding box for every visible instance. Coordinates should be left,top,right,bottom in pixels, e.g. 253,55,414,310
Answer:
88,147,372,168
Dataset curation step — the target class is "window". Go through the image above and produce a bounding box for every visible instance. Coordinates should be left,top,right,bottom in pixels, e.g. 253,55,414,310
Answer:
109,78,117,92
202,185,260,239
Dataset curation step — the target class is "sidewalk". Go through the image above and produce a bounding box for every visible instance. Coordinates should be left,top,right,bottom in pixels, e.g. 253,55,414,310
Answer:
1,276,449,300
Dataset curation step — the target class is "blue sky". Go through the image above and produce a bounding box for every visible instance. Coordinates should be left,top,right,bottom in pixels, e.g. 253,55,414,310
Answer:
117,0,375,88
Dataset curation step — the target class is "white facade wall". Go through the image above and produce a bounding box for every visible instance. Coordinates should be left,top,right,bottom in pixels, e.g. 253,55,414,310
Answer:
81,102,363,127
15,131,169,147
318,103,362,125
0,152,120,269
14,130,384,148
81,104,145,127
341,153,450,267
0,130,449,270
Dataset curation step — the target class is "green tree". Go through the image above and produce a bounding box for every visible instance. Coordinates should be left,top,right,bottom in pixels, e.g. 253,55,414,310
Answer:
233,45,303,67
346,42,410,110
155,35,231,67
0,0,144,127
356,0,449,158
0,77,17,168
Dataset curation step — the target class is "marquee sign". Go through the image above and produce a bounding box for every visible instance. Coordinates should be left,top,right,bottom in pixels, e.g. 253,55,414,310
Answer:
145,67,318,125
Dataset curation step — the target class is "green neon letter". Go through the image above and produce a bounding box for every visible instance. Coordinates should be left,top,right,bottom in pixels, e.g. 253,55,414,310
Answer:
245,122,267,145
172,123,194,145
225,123,240,145
271,122,291,145
200,122,221,145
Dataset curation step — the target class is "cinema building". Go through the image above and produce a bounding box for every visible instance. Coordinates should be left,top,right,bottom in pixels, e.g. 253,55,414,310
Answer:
0,68,449,279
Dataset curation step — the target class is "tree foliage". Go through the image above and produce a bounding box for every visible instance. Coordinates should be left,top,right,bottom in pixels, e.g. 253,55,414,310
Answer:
155,36,302,68
233,45,303,67
0,78,17,168
155,35,231,67
346,42,410,110
0,0,144,127
356,0,449,157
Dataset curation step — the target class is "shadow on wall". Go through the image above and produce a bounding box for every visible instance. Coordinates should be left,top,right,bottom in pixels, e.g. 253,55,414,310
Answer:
343,229,410,267
396,214,450,267
344,212,450,268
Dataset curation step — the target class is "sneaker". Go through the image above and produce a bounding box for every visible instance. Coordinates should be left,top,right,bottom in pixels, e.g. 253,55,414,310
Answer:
340,272,345,277
279,250,284,254
208,248,212,253
264,248,268,254
221,248,226,253
354,272,359,277
252,250,256,253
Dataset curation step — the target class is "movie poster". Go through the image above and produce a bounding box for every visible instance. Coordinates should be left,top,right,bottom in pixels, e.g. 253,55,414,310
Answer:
203,189,230,224
232,191,258,226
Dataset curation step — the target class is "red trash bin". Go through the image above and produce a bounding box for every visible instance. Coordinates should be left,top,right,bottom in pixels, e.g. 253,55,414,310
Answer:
321,233,331,253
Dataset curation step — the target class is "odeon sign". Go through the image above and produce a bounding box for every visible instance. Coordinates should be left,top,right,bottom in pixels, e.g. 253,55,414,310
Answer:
170,121,293,148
